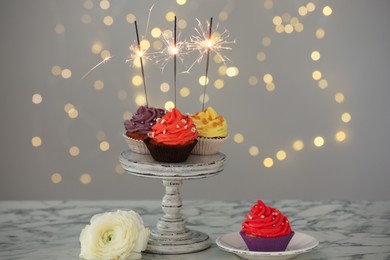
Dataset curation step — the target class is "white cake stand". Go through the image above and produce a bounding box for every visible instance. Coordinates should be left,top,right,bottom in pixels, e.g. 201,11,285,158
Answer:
119,150,226,255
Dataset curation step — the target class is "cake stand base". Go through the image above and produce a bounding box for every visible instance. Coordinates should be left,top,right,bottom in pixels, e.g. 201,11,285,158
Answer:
147,230,211,254
119,151,226,255
145,179,211,254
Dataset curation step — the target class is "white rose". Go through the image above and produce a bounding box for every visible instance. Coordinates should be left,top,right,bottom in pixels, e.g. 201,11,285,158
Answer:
79,210,150,260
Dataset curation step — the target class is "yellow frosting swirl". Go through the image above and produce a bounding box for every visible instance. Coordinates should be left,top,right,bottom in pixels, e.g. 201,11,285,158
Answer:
190,107,228,138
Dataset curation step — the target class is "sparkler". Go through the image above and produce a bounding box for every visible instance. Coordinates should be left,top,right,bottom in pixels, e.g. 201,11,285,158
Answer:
186,18,235,110
202,17,212,111
152,16,188,107
174,16,177,107
186,18,235,73
152,30,187,71
134,20,149,106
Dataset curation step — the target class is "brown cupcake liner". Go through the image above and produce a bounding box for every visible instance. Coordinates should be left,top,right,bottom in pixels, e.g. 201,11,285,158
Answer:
144,138,197,163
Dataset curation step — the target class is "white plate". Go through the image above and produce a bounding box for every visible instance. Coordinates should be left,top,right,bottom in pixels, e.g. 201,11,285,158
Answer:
216,231,319,260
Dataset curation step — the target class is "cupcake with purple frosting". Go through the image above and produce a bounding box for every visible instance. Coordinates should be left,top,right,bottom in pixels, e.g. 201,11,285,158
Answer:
123,106,165,154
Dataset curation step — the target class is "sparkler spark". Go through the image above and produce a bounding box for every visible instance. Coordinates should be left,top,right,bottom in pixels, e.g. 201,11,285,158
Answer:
126,42,151,65
185,18,235,73
151,29,189,71
81,56,113,79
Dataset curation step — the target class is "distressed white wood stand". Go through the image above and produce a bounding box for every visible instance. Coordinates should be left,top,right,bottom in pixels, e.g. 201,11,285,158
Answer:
119,150,226,255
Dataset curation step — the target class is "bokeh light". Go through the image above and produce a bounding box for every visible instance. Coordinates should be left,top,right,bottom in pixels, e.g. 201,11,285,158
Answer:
234,133,244,143
249,146,259,156
61,69,72,79
314,136,325,147
160,82,170,92
263,157,274,168
55,24,65,34
99,141,110,151
335,92,345,103
164,101,175,110
214,79,224,89
341,112,352,123
293,140,304,151
180,87,190,97
135,95,146,106
323,6,333,16
32,94,42,104
126,13,136,23
94,80,104,90
51,173,62,184
335,131,347,142
32,136,42,147
80,173,92,184
276,150,287,161
69,146,80,156
115,164,125,174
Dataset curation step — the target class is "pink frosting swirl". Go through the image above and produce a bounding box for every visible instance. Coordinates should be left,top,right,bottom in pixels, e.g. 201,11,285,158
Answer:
241,200,292,238
148,108,198,145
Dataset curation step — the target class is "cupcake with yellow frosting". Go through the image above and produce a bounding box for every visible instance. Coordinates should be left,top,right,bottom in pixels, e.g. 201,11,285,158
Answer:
190,107,228,155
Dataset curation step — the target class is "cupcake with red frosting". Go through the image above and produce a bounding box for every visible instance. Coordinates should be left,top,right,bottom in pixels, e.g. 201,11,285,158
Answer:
240,200,294,252
144,108,198,162
123,106,165,154
189,107,228,155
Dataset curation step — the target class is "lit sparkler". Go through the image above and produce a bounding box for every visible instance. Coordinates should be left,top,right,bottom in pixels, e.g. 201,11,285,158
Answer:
201,17,212,111
128,20,149,106
187,18,234,110
152,16,188,107
185,18,235,73
152,29,187,71
174,16,177,107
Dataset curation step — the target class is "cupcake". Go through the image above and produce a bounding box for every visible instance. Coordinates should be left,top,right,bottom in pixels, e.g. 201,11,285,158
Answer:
240,200,294,252
123,106,165,154
189,107,228,155
144,108,198,162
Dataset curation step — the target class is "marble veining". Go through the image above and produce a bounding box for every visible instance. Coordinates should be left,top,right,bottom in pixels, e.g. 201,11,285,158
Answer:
0,200,390,259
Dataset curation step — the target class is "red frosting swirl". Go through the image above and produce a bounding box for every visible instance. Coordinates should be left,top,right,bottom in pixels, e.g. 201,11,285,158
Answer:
148,108,198,145
241,200,292,238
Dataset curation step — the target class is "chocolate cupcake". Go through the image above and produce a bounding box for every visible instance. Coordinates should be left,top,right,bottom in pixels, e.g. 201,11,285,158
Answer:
144,108,198,162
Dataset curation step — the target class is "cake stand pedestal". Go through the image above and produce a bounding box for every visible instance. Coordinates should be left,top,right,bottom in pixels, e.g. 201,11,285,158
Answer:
119,150,226,255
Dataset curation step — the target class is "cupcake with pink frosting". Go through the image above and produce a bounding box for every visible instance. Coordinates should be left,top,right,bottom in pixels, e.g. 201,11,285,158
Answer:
123,106,165,154
144,108,198,162
240,200,295,252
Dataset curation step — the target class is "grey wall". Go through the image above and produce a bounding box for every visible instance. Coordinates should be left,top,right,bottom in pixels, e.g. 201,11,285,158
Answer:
1,0,390,200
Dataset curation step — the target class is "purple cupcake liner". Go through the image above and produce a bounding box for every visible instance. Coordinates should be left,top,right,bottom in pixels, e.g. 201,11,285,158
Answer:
240,231,295,252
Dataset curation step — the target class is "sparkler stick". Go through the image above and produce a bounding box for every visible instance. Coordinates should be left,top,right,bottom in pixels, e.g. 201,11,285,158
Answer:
134,20,149,107
174,16,177,107
201,17,213,111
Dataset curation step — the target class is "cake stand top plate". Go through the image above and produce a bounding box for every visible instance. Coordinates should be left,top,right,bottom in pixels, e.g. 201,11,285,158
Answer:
119,150,226,180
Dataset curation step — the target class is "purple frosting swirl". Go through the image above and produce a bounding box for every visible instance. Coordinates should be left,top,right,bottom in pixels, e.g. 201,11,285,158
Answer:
124,106,165,135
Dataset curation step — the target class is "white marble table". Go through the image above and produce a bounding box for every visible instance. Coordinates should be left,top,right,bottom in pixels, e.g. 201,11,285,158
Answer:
1,200,389,259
